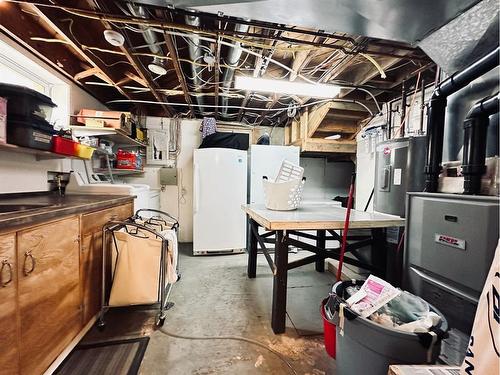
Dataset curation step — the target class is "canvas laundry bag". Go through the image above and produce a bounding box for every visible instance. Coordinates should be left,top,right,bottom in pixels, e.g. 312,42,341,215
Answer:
461,239,500,375
109,230,162,306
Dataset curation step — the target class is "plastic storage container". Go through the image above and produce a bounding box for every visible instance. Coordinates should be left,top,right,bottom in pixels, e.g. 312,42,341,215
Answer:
75,143,95,159
332,280,448,375
52,136,77,156
116,149,137,169
0,83,56,122
7,119,56,150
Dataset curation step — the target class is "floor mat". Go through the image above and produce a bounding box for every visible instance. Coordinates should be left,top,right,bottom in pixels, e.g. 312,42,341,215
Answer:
55,337,150,375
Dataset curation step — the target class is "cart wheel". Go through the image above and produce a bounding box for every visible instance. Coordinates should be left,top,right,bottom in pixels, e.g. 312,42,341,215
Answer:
156,316,165,326
96,319,106,331
165,302,175,310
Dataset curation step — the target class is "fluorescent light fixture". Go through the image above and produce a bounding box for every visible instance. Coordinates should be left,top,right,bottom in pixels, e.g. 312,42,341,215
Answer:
235,76,341,98
324,134,341,140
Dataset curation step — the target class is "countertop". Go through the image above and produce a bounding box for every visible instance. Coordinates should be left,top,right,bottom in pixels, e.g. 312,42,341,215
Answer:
0,192,134,232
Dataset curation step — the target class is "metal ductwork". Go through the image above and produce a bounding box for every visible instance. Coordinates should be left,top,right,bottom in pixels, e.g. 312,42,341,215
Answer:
127,5,162,55
185,15,206,114
127,4,169,77
423,47,499,193
220,23,249,118
462,93,499,195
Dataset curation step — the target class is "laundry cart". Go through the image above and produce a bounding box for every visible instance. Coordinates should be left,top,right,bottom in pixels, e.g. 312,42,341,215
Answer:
97,209,179,327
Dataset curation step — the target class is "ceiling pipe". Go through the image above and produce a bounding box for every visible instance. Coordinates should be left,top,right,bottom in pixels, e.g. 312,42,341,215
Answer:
185,15,206,114
423,47,499,193
462,93,499,195
126,4,168,75
221,23,250,118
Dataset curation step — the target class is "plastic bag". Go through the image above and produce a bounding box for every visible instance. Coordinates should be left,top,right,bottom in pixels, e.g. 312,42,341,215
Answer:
377,291,430,324
370,291,441,333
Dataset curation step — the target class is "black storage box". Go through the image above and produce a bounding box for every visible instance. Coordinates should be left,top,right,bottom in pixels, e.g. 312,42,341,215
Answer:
0,83,56,122
7,119,56,151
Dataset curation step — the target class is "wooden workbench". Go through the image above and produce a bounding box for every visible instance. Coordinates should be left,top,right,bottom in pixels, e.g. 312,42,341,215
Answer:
242,203,405,334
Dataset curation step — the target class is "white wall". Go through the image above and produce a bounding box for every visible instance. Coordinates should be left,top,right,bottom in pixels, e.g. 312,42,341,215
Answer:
300,157,354,201
0,33,107,194
132,118,201,243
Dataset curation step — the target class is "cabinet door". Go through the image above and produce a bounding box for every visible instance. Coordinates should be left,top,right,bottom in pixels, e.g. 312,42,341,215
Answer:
81,203,134,236
17,217,80,375
81,232,103,325
0,234,19,375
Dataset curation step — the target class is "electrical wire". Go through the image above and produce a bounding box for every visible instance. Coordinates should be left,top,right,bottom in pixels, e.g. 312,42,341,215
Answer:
396,72,421,137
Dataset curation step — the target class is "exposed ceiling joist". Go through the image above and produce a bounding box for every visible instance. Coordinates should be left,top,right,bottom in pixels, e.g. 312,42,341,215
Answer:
31,5,131,100
88,0,172,116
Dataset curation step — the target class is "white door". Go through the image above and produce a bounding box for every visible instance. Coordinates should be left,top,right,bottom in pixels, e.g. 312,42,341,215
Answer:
193,148,248,255
249,145,300,204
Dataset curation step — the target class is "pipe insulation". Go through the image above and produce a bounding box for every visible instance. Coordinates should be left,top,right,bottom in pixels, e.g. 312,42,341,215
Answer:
462,93,499,195
424,47,499,193
185,15,206,112
221,23,250,117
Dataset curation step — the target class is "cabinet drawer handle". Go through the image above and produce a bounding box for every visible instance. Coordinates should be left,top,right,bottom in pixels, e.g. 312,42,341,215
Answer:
23,251,36,276
0,260,13,287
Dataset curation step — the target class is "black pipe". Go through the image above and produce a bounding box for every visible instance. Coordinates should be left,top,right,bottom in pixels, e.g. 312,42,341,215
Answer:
420,79,425,134
401,80,407,137
424,47,499,192
462,94,499,195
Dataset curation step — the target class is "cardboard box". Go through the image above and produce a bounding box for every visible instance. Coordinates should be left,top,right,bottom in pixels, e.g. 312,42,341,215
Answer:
388,365,460,375
76,109,132,134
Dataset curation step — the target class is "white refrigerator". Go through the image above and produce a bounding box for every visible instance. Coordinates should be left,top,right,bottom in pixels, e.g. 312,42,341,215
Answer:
249,145,300,204
193,148,248,255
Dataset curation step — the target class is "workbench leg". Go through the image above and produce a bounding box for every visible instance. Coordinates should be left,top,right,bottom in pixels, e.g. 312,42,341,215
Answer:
247,218,258,279
272,230,288,334
371,228,387,279
315,229,326,272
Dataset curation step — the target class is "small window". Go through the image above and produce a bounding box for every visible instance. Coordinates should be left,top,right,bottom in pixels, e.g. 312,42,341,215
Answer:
0,38,70,128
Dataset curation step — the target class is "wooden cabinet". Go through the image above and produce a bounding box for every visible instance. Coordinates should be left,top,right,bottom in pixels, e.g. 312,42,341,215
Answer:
0,233,19,375
17,217,81,375
80,204,133,325
0,200,133,375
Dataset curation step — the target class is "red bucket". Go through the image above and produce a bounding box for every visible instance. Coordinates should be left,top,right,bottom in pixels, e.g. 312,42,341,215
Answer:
321,298,337,358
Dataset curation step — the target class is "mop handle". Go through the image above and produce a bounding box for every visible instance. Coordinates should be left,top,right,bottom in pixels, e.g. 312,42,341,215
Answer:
336,173,356,281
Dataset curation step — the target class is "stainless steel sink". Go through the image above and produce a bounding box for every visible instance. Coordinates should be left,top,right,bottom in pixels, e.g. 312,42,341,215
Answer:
0,204,52,214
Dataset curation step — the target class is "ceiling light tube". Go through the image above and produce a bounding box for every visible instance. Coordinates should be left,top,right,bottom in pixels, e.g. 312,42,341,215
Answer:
235,76,341,98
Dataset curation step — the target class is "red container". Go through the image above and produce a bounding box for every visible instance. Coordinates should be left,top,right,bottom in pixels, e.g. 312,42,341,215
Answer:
52,135,77,156
321,298,337,358
116,149,137,169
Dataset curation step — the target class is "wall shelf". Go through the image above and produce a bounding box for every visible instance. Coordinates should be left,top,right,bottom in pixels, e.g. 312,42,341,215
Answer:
93,168,144,176
70,126,147,147
0,143,85,161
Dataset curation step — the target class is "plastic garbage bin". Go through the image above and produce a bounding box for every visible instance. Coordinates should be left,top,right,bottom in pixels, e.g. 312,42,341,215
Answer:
333,280,448,375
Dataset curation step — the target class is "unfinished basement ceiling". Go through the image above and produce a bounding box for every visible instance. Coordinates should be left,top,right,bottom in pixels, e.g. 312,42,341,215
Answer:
0,0,437,133
172,0,481,43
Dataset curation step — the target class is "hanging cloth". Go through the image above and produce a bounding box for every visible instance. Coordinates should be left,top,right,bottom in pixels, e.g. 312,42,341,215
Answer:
201,117,217,138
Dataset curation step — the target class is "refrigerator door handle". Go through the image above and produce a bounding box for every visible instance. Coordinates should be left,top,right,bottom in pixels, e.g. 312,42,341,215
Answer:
194,163,200,214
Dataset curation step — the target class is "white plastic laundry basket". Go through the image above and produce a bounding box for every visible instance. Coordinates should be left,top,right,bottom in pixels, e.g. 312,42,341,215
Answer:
263,177,306,210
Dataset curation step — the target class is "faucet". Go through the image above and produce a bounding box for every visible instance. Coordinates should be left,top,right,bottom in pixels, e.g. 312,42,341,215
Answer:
55,174,64,197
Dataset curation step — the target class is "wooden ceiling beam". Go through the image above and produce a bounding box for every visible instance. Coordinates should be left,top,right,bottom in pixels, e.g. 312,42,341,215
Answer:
88,0,172,116
124,72,148,88
316,121,359,134
73,67,100,81
30,5,131,100
237,30,281,123
213,34,221,119
160,8,194,115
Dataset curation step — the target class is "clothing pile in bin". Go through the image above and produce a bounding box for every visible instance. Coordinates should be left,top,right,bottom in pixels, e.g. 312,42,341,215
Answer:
326,275,442,333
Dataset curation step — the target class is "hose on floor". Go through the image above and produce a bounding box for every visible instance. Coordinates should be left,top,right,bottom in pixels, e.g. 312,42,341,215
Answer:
158,327,297,375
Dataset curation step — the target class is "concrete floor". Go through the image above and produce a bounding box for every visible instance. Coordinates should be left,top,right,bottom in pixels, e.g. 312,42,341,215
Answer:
82,243,337,374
